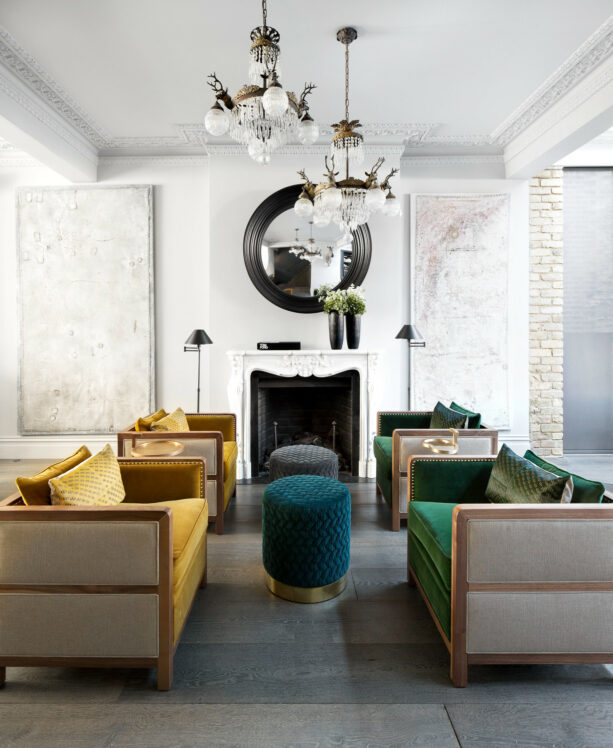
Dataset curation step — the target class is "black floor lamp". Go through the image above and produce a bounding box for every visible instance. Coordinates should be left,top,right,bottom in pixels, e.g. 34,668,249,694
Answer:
184,329,213,413
396,324,425,409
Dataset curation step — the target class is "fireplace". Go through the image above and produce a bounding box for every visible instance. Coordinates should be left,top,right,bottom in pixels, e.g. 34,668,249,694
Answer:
250,370,360,477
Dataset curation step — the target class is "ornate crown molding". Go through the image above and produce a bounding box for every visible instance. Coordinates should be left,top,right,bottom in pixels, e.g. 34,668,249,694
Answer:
98,154,209,166
0,27,110,148
491,16,613,145
401,155,504,166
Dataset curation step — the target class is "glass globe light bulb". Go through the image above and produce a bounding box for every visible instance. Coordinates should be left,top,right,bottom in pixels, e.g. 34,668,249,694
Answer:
382,196,401,217
322,186,342,210
313,212,331,228
297,116,319,145
365,187,386,211
256,151,271,165
294,197,314,218
262,84,289,116
204,103,230,137
247,140,265,162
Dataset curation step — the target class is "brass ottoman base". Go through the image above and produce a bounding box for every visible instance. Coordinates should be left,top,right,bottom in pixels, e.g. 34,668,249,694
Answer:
265,572,347,604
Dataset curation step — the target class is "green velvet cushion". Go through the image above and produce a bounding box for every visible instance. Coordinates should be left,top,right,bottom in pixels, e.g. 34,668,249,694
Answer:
378,413,431,436
429,401,467,429
523,450,605,504
373,436,393,506
409,532,452,640
409,502,456,592
449,402,482,429
486,444,568,504
411,458,493,504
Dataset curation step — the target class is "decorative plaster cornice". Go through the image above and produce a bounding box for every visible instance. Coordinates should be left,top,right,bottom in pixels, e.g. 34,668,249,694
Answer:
204,142,405,157
98,154,209,166
0,27,110,148
491,16,613,145
0,68,98,163
400,154,505,167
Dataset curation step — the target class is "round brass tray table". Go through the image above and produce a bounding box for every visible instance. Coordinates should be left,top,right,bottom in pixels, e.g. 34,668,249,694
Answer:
131,440,184,458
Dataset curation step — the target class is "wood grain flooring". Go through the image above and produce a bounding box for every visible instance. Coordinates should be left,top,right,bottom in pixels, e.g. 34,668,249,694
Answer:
2,460,613,746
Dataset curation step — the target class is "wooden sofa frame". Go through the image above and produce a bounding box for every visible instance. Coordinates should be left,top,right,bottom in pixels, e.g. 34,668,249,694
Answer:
407,454,613,687
117,412,237,535
376,411,498,531
0,457,207,691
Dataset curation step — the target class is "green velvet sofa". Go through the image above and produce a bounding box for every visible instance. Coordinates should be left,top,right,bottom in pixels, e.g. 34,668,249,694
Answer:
406,452,613,686
374,411,498,530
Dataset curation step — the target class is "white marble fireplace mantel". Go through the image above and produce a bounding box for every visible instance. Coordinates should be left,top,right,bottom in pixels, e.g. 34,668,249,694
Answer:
227,350,380,479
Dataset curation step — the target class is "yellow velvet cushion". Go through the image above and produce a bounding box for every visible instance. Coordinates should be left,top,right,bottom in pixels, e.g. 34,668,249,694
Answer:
186,414,236,441
223,441,238,478
49,444,126,507
122,497,208,644
151,407,190,433
15,446,92,506
135,409,168,432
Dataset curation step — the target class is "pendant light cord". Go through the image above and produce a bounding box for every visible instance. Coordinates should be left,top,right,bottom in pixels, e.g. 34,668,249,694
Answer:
344,41,350,121
262,0,267,27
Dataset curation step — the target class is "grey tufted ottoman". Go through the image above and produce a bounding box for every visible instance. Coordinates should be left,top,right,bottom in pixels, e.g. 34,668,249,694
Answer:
269,444,339,482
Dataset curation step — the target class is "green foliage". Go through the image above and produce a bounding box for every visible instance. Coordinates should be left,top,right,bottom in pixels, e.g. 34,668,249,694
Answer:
317,284,366,315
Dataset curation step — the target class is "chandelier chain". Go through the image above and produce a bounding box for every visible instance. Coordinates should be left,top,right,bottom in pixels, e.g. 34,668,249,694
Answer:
262,0,267,27
344,41,349,121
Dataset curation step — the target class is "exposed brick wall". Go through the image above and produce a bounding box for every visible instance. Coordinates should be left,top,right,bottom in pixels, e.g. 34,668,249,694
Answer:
529,168,563,456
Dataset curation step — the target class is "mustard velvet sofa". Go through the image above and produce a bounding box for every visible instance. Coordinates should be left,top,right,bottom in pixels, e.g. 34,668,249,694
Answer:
406,454,613,687
118,412,238,534
0,456,208,691
374,411,499,530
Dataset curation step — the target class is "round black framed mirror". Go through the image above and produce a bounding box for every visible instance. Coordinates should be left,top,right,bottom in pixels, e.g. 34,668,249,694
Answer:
243,184,372,313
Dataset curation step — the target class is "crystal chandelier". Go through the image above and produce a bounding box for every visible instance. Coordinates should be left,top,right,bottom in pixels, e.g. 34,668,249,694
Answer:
295,28,400,231
203,0,318,164
289,224,332,264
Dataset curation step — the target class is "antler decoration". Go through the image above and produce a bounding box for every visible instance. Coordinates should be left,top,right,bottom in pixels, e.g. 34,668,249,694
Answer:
324,156,339,186
206,73,234,109
380,167,399,192
298,82,317,115
363,157,385,188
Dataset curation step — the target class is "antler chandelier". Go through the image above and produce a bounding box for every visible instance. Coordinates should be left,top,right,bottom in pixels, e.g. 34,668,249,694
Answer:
203,0,318,164
294,28,400,232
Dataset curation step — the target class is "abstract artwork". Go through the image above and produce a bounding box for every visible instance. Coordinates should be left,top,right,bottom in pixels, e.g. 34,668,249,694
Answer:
17,185,154,434
411,194,510,428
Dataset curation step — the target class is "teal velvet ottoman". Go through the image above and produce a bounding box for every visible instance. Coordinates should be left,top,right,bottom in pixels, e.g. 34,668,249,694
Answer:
262,475,351,603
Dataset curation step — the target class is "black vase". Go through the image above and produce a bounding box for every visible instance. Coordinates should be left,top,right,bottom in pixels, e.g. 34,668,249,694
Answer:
328,312,344,350
346,314,361,349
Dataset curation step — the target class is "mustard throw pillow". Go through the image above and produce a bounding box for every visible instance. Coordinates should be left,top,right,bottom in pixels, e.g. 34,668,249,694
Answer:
49,444,125,507
16,446,92,506
151,407,190,432
135,408,168,432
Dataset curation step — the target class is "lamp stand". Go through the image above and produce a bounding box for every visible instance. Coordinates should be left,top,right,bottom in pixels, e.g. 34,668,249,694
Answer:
407,342,411,410
196,345,201,413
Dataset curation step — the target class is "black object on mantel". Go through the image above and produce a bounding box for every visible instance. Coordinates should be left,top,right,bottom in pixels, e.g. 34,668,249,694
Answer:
257,342,301,351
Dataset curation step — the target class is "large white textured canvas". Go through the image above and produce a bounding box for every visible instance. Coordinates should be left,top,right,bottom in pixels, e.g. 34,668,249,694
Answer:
411,194,510,428
17,185,154,434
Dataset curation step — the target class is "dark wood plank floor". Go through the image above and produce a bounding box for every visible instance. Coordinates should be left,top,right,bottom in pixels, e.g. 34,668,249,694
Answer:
1,461,613,746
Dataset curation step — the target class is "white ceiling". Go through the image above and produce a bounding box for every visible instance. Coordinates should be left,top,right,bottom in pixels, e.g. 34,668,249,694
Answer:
0,0,612,156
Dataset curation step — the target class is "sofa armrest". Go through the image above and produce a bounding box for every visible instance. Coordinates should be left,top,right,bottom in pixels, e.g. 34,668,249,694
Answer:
377,411,432,435
603,489,613,503
119,457,206,503
407,455,495,504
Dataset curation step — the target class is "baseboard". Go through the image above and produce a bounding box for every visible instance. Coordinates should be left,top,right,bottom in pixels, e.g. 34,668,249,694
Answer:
0,436,112,459
496,435,530,453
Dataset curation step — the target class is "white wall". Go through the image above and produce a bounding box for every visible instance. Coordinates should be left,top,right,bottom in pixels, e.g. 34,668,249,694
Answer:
0,154,529,457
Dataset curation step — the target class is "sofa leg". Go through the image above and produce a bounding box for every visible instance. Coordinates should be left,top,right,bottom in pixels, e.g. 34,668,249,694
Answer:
0,667,5,687
375,482,382,500
200,566,207,588
392,511,400,532
450,653,468,687
407,567,417,588
157,654,173,691
215,513,224,535
232,484,237,498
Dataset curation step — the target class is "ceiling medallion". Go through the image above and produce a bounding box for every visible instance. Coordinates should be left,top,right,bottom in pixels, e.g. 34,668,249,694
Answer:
203,0,318,164
295,27,400,232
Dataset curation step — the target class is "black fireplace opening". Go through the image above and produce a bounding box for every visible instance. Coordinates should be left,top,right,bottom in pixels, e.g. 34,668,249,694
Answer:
250,370,360,477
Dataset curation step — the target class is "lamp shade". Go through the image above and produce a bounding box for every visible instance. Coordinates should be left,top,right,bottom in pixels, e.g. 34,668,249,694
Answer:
185,329,212,346
395,324,424,342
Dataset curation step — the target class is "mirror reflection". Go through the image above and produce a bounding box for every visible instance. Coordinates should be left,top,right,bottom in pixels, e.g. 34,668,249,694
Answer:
261,210,353,298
